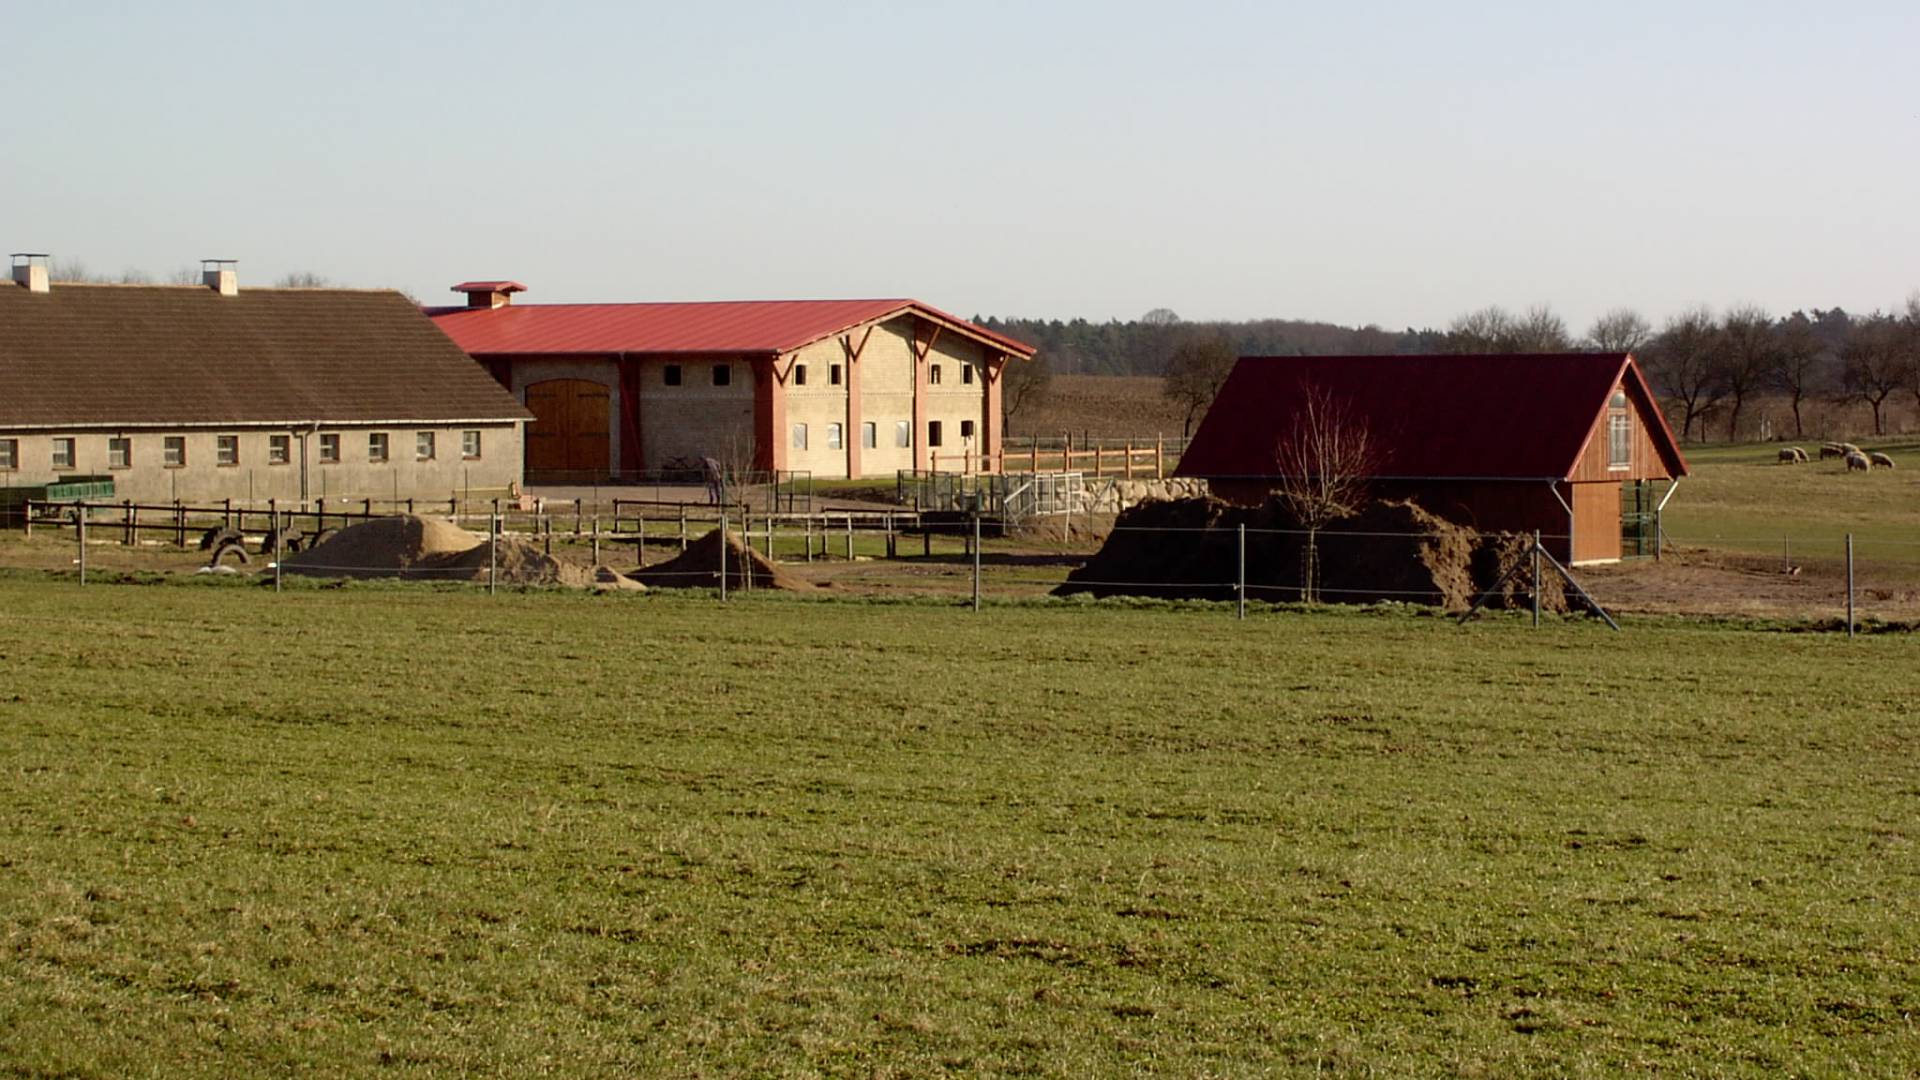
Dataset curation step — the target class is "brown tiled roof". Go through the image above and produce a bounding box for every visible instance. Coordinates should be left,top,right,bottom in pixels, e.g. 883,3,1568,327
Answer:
0,284,532,428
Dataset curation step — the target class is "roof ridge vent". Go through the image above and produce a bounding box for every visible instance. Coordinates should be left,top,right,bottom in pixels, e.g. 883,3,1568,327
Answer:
453,280,526,309
201,258,238,297
11,253,49,293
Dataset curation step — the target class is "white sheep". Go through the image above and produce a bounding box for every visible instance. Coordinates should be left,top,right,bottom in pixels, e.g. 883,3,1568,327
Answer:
1869,451,1895,469
1820,443,1846,459
1778,447,1808,464
1846,451,1871,472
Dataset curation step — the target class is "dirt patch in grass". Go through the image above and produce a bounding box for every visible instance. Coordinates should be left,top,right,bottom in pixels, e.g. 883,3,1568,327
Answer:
1578,546,1920,621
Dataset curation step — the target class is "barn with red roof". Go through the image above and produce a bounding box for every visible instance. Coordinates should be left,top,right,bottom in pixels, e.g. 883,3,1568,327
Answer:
1174,353,1688,564
428,282,1035,483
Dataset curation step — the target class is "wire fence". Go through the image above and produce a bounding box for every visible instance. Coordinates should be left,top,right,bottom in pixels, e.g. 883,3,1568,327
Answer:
16,504,1914,635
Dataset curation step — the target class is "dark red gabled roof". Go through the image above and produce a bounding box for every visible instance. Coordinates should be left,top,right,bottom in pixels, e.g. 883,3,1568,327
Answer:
426,297,1035,359
1175,353,1687,482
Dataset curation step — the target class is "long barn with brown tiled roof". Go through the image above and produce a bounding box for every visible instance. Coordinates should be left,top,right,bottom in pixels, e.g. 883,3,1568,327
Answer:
1175,353,1689,564
1,257,531,505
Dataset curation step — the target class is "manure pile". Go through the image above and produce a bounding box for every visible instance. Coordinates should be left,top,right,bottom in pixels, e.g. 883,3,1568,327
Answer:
1056,497,1563,613
281,515,635,589
637,529,815,591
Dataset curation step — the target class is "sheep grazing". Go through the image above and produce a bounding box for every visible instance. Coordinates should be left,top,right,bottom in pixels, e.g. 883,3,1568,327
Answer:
1819,443,1846,460
1869,451,1896,469
1778,447,1808,464
1841,442,1863,455
1846,451,1872,472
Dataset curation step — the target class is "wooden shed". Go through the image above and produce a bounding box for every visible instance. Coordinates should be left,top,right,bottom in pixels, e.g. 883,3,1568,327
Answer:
1174,353,1688,564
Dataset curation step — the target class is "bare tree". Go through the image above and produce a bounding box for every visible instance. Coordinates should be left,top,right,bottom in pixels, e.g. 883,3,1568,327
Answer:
1139,307,1181,326
1840,314,1904,435
1444,306,1516,353
1584,308,1652,353
1000,352,1054,432
1768,312,1829,439
275,271,330,288
1272,383,1378,603
1162,331,1238,438
1507,305,1573,352
1644,307,1724,441
1715,305,1778,441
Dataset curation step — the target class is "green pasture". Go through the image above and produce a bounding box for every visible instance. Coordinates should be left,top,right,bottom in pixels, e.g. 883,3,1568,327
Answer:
1663,439,1920,567
1,576,1916,1076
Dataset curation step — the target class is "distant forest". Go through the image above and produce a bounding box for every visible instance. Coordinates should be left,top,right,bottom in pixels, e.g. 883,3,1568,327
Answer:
981,302,1920,442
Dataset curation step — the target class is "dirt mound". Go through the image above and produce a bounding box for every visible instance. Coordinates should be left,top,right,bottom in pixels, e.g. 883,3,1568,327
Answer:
636,528,816,591
592,565,647,592
1056,497,1565,612
283,515,597,587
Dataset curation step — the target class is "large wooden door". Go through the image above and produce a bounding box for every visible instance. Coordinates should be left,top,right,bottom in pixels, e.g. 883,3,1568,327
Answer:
524,379,612,478
1571,481,1621,564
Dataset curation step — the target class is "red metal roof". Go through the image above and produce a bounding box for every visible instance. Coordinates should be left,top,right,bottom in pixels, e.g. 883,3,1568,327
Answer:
1175,353,1687,481
426,297,1035,358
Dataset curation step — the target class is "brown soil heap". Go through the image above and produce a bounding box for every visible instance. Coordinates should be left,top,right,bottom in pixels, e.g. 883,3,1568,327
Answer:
282,515,596,587
1056,497,1565,613
636,528,816,591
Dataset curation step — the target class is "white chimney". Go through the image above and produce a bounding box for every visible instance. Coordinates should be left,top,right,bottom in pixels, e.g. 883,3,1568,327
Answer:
201,258,238,297
10,253,49,293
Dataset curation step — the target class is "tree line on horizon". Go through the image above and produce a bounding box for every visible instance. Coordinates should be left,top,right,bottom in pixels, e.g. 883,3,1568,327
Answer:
983,300,1920,442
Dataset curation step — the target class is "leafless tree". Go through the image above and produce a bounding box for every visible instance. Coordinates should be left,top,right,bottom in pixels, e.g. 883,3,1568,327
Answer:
1272,382,1378,603
1584,308,1652,353
1714,305,1778,441
1444,306,1516,353
1139,307,1181,326
1507,305,1573,352
1768,312,1829,438
1644,307,1724,441
1000,352,1053,432
275,271,330,288
1162,331,1238,438
1840,314,1904,435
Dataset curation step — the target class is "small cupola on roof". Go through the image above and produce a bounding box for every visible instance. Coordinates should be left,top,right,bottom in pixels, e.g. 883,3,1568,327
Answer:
11,253,49,293
202,258,238,297
453,280,526,309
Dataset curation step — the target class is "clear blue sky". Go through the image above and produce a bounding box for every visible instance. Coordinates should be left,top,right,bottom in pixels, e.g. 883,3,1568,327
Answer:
7,1,1916,332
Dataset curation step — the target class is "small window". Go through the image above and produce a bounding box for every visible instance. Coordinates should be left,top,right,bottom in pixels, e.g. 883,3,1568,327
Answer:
826,423,843,450
960,420,975,441
1608,413,1631,470
928,420,944,448
793,363,807,387
791,423,808,450
664,364,682,387
712,364,731,387
894,420,911,448
861,422,876,449
318,433,341,464
163,436,186,467
0,439,16,471
929,364,943,385
216,435,238,466
962,364,975,385
368,432,389,463
51,438,74,470
416,431,436,461
268,434,291,465
108,437,132,469
462,430,482,459
830,364,843,386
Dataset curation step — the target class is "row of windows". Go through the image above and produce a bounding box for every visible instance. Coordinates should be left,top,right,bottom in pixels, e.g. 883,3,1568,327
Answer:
653,362,977,390
0,431,482,471
788,419,975,452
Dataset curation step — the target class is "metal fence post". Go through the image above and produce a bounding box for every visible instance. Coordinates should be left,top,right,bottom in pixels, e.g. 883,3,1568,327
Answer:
1846,532,1854,639
488,513,498,596
1532,529,1541,628
719,509,729,602
846,512,854,561
1236,522,1246,620
972,513,982,613
273,541,282,593
591,515,600,564
77,511,86,586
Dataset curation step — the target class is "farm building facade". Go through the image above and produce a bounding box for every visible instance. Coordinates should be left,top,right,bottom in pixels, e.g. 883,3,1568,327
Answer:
0,257,530,505
426,283,1037,482
1175,353,1688,564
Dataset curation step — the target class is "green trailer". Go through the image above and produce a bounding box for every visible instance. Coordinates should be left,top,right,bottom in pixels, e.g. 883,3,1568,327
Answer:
0,475,116,527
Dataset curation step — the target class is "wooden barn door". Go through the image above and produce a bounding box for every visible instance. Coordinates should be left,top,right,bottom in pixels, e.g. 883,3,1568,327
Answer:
524,379,612,480
1571,482,1622,564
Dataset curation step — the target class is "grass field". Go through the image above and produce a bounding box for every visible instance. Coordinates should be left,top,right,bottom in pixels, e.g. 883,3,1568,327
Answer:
1662,439,1920,567
3,576,1918,1075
